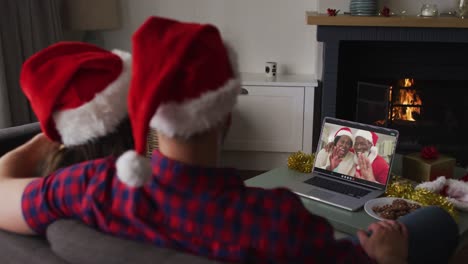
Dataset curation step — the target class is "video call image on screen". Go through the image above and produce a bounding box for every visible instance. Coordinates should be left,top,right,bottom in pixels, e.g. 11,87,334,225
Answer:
314,122,397,186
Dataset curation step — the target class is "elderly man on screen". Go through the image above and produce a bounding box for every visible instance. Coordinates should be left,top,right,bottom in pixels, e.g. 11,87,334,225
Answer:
353,130,389,185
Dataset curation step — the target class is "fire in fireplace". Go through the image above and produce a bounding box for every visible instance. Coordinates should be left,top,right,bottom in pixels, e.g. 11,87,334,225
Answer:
390,78,422,123
354,77,468,166
357,78,424,126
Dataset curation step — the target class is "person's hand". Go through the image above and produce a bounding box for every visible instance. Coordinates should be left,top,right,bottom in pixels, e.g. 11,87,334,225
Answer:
357,153,376,182
323,142,334,152
328,146,342,171
358,220,408,264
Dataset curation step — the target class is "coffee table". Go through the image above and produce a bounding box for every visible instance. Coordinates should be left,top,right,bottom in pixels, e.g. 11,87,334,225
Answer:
245,167,468,237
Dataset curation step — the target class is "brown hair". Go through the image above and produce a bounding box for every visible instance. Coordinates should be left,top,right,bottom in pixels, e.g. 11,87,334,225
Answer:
41,118,134,175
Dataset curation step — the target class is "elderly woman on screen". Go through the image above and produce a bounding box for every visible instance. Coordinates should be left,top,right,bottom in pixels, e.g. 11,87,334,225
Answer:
315,127,355,175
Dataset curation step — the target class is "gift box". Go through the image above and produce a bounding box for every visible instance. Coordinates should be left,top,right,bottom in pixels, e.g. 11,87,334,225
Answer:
402,153,456,182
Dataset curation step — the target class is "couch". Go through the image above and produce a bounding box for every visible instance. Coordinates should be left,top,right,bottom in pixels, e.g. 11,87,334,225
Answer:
0,123,223,264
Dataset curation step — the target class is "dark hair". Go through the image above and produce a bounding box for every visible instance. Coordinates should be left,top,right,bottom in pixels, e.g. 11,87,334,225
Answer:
41,118,134,175
333,136,341,145
334,135,352,147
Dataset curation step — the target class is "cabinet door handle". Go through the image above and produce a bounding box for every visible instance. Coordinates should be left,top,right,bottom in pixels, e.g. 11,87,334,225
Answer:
240,88,249,95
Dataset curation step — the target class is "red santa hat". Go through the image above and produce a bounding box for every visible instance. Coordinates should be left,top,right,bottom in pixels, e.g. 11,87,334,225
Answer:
334,127,354,144
116,16,240,187
20,42,131,146
416,176,468,211
354,130,379,146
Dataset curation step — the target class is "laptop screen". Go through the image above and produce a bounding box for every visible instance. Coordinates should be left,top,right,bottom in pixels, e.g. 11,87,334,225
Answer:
313,117,399,189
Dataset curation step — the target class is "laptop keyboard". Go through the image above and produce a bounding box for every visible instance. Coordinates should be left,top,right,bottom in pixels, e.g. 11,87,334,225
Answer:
305,177,371,198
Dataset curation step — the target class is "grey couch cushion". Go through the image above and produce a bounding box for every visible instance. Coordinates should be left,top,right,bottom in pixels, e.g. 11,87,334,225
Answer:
0,122,41,156
0,229,67,264
47,220,226,264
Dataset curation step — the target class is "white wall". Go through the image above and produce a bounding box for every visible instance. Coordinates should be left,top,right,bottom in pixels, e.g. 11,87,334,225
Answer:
319,0,459,15
100,0,461,76
101,0,319,75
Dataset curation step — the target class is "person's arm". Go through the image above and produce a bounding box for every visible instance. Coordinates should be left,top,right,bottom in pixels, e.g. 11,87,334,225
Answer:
262,189,374,263
0,133,59,234
314,149,329,169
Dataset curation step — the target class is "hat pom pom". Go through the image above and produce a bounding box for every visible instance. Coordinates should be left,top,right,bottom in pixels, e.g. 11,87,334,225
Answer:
116,150,152,187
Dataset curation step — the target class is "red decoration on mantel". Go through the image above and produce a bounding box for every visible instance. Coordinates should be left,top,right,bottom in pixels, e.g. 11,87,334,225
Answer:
327,8,339,16
381,6,391,17
420,146,440,160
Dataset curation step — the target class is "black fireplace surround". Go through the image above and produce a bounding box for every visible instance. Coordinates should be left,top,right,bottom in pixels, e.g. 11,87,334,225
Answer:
317,26,468,166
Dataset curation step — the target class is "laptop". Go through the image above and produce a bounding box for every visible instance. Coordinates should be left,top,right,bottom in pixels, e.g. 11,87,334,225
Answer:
286,117,399,211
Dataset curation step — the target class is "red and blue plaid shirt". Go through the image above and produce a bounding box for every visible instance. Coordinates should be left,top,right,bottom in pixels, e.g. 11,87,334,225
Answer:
22,150,372,263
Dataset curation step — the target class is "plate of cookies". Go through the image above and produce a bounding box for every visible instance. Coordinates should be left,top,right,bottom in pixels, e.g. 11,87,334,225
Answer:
364,197,422,221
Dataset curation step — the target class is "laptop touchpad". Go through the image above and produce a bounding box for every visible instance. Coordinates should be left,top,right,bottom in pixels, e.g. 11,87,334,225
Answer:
308,188,335,199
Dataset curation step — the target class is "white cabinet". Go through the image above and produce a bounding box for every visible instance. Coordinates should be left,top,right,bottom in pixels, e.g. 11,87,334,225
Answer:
221,73,318,171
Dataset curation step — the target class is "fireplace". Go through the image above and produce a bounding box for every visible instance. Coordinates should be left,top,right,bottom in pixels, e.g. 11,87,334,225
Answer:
316,26,468,166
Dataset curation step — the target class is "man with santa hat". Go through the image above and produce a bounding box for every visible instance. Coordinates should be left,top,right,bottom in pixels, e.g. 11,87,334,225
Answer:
353,129,390,185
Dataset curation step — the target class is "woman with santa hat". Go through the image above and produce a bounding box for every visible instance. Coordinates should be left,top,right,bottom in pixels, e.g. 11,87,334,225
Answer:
315,127,355,175
0,41,132,234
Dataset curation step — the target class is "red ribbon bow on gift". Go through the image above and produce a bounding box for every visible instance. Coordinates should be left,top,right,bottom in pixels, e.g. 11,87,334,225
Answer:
420,146,439,160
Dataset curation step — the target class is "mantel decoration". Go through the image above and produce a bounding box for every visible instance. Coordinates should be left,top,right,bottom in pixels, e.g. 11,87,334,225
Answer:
350,0,377,16
327,8,340,16
419,3,439,17
380,6,391,17
287,151,314,173
458,0,468,18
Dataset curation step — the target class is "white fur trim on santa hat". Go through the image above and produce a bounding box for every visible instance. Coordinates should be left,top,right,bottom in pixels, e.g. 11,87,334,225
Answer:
445,179,468,211
335,129,353,143
150,78,240,139
53,49,131,146
354,130,374,145
116,150,152,187
416,176,447,193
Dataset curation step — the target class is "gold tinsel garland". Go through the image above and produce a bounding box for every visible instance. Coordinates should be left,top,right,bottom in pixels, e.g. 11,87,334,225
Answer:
385,176,457,220
287,151,315,173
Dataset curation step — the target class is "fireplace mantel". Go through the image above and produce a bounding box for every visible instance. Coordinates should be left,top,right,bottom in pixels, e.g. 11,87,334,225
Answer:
309,14,468,121
308,13,468,165
307,12,468,28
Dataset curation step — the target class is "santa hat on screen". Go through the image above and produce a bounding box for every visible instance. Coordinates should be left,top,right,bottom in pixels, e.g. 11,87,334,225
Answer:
116,16,241,187
354,130,379,146
20,42,131,146
334,127,354,144
416,175,468,211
